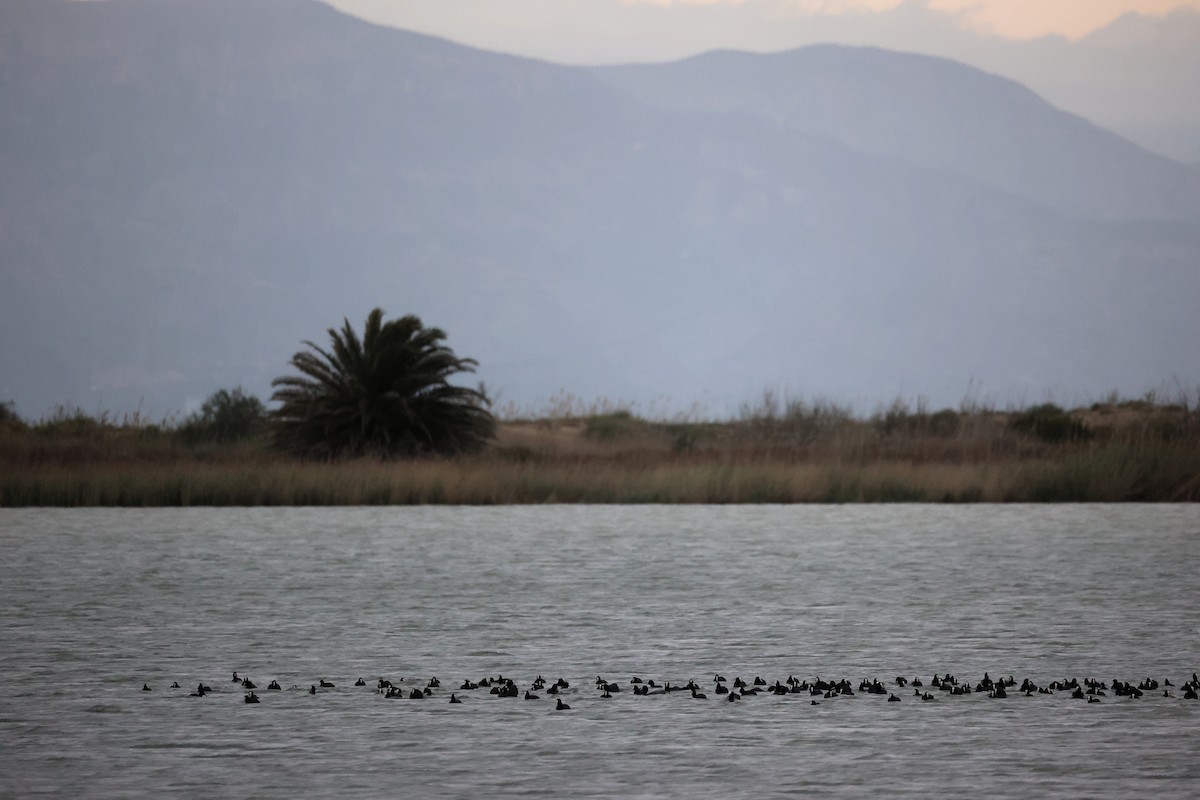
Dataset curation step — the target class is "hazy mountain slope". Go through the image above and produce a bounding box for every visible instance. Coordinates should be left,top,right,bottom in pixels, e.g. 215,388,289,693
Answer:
966,10,1200,166
1,0,1197,417
593,46,1200,223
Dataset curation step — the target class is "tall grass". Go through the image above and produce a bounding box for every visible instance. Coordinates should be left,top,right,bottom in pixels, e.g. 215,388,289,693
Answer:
1010,442,1200,502
2,391,1197,506
0,458,1011,506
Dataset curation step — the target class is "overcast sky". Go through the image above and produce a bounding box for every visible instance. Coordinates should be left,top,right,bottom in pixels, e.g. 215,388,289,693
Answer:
321,0,1200,64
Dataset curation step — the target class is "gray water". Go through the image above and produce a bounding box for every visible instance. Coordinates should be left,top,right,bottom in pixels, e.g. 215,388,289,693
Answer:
1,505,1198,798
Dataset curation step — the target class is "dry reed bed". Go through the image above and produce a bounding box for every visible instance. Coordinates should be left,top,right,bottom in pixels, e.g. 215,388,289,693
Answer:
4,444,1197,506
3,400,1198,505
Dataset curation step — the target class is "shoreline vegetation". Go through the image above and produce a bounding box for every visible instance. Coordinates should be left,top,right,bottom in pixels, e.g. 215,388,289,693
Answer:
2,392,1198,506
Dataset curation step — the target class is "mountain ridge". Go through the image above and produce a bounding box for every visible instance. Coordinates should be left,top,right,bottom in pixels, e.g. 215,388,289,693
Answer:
592,43,1200,223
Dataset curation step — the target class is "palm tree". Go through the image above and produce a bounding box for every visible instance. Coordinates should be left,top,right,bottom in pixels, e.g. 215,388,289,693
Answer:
270,309,495,458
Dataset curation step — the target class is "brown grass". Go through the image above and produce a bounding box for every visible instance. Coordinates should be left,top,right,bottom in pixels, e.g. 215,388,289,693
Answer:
2,397,1197,506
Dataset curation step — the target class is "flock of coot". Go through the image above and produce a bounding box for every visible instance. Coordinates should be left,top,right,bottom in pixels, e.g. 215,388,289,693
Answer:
142,670,1200,708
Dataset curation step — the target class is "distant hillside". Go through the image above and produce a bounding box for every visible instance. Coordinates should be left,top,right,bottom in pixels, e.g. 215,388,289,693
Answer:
594,46,1200,223
1,0,1197,418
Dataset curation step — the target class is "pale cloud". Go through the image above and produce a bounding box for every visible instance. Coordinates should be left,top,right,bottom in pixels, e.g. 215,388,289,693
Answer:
928,0,1200,39
623,0,902,10
622,0,750,5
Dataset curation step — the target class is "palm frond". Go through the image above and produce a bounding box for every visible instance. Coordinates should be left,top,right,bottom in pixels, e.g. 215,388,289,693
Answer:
269,308,495,458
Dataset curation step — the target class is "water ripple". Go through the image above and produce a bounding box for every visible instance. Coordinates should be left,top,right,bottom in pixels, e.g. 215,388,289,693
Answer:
1,505,1199,798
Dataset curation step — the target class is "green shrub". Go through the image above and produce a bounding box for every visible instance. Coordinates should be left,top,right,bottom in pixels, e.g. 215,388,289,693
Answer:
784,399,854,441
1008,403,1091,443
0,401,24,430
584,410,635,440
873,401,960,438
33,407,105,436
178,387,266,444
667,423,699,452
928,408,961,437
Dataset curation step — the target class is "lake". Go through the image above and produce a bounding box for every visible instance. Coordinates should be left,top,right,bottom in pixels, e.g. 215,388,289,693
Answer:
1,505,1198,798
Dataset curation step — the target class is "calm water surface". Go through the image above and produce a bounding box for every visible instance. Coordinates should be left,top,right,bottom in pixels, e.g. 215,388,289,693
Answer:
1,505,1198,798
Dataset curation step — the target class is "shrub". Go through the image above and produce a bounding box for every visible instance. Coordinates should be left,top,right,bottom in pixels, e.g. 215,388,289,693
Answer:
178,387,266,444
584,410,635,440
1008,403,1091,444
0,401,24,430
928,408,961,437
